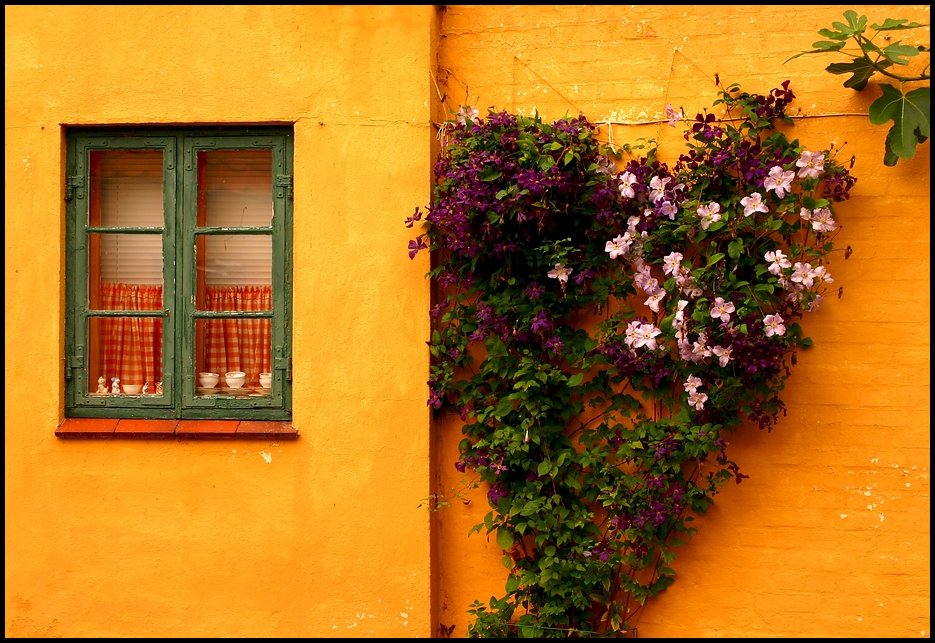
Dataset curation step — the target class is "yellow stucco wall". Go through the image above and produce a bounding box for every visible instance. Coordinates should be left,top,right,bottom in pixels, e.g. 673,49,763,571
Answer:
5,5,436,638
5,4,930,639
431,4,931,639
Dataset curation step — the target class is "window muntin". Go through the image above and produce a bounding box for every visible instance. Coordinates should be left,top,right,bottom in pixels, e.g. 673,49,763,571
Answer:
65,128,292,419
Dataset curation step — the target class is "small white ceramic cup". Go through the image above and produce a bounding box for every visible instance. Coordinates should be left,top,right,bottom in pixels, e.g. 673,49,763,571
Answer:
259,372,272,388
225,371,246,389
198,372,220,388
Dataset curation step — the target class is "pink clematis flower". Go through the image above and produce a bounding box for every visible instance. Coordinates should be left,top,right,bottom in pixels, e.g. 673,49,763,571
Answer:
741,192,769,217
665,104,682,127
547,263,573,285
605,234,631,259
683,375,702,393
764,249,791,276
764,165,795,198
763,313,786,337
688,390,708,411
697,202,722,230
662,251,684,276
709,296,735,322
796,150,825,179
617,171,638,199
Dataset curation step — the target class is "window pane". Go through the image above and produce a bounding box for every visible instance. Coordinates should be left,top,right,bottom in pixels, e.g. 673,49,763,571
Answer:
87,316,164,395
200,149,273,228
197,235,272,290
87,233,165,309
194,317,271,392
90,149,164,228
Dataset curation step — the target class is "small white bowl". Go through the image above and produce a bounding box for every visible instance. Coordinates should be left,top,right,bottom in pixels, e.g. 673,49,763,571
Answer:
259,372,272,388
225,371,246,389
122,384,142,395
198,372,220,388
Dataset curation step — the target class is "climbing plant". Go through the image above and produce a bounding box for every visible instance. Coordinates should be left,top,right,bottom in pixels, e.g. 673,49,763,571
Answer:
787,9,930,166
407,80,856,637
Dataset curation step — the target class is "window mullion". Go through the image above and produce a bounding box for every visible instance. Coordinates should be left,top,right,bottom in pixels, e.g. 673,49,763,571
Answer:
164,136,180,410
178,136,206,409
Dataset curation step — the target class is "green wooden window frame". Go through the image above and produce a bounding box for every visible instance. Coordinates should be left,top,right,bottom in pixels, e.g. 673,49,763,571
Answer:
64,126,293,420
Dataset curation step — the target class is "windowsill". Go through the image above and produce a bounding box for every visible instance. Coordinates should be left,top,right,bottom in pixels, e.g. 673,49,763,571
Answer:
56,418,298,439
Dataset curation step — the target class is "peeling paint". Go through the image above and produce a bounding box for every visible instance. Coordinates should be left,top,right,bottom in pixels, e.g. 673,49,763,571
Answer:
260,450,272,463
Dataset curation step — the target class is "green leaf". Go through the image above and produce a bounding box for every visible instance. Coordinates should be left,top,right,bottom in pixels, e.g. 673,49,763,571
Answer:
505,574,520,593
479,166,503,182
567,372,584,387
811,39,847,52
882,42,923,65
706,252,725,267
520,500,539,516
825,58,884,91
496,528,514,550
869,85,930,162
871,18,925,32
816,30,850,42
840,10,867,35
493,397,514,418
727,239,744,260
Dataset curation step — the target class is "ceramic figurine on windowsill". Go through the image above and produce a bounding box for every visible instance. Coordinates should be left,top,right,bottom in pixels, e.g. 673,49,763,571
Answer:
96,376,108,394
156,381,163,395
142,382,150,394
111,377,121,395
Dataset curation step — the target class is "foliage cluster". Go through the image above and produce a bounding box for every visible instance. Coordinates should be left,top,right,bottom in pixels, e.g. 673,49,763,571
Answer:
407,81,856,637
788,9,930,166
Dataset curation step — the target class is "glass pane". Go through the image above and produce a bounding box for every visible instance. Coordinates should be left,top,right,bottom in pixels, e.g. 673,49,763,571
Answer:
200,149,273,228
87,233,164,309
87,316,164,396
196,234,272,293
194,318,271,396
90,149,164,228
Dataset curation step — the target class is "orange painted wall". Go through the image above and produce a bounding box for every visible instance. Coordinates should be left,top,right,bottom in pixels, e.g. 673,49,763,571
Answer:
431,5,931,639
5,6,436,638
5,4,929,639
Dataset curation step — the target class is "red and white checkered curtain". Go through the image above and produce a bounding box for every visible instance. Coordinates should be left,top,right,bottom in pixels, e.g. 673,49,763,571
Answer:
203,285,272,386
99,283,271,390
100,283,163,388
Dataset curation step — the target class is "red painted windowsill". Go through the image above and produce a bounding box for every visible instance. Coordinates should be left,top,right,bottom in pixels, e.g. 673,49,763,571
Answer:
56,418,298,439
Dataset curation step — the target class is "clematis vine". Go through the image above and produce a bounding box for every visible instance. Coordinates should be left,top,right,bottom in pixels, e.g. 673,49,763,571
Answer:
407,80,855,638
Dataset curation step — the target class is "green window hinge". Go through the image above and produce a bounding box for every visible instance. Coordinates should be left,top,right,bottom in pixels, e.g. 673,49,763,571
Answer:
65,175,85,202
275,175,293,199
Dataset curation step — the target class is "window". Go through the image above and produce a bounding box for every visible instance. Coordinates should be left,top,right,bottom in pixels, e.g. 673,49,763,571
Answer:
65,127,293,420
